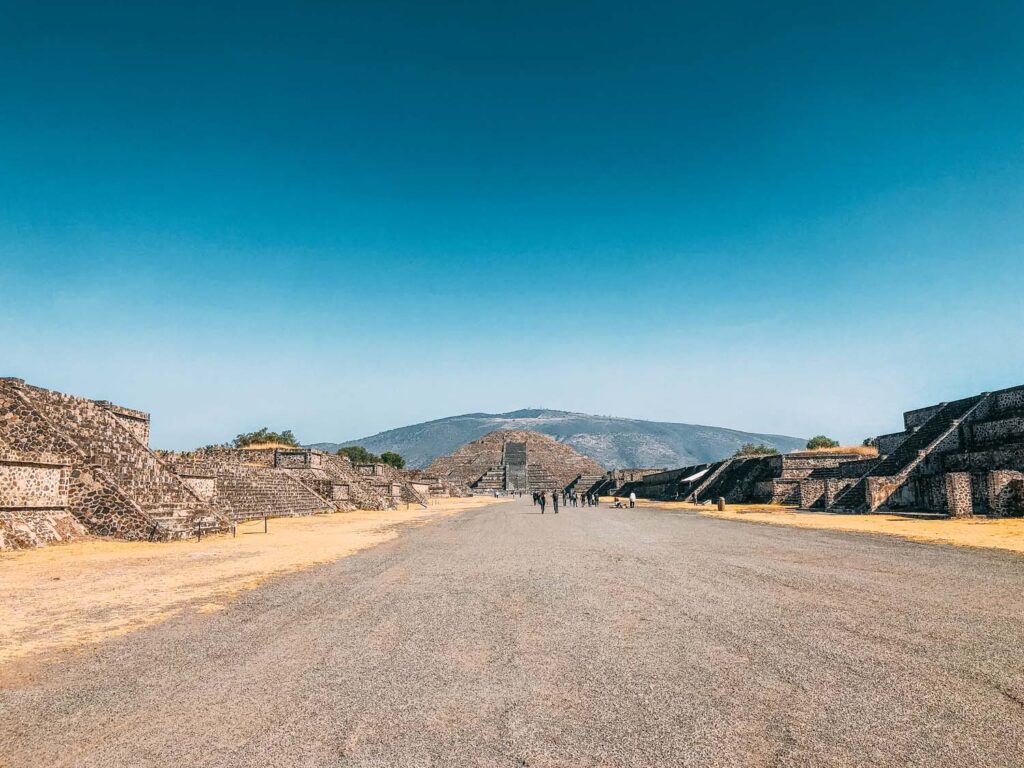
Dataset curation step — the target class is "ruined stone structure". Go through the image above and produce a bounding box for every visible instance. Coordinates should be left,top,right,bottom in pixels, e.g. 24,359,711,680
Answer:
0,378,228,550
619,452,867,506
824,385,1024,517
1,378,433,550
404,470,470,498
164,447,430,520
623,384,1024,518
426,430,605,492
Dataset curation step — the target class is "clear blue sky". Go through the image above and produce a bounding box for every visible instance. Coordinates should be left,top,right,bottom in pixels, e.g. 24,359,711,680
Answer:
2,1,1022,449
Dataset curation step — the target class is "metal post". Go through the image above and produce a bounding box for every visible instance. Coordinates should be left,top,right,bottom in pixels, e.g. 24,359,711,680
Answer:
264,515,268,534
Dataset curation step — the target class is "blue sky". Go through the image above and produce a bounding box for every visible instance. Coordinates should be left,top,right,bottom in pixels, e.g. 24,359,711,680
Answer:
2,1,1023,449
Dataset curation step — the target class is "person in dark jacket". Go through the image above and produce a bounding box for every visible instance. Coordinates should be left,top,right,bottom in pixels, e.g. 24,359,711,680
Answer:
552,491,559,514
539,491,546,514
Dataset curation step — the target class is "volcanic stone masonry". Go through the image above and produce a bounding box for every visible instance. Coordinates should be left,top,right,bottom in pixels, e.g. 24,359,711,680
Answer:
425,429,606,492
0,378,435,551
623,384,1024,518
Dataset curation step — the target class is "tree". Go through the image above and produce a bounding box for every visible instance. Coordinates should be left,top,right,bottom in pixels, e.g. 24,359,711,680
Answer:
806,435,840,450
337,446,380,464
379,451,406,469
733,443,779,457
862,437,877,448
233,427,299,448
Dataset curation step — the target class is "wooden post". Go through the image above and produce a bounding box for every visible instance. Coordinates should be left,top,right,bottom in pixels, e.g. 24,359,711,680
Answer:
264,515,268,534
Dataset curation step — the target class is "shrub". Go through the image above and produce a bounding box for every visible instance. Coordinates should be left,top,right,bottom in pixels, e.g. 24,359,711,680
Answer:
337,446,380,464
806,435,840,450
380,451,406,469
233,428,299,448
734,443,779,457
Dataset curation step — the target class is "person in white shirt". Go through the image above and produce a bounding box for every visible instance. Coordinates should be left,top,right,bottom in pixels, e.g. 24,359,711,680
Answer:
629,491,636,509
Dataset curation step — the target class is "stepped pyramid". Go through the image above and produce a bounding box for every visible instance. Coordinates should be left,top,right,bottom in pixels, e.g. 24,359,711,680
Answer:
0,378,228,549
425,429,605,492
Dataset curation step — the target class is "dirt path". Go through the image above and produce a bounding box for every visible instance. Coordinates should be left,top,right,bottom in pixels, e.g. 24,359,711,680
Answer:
0,496,504,669
3,498,1023,767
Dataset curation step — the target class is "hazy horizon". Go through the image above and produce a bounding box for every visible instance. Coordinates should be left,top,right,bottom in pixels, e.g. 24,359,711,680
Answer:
3,1,1022,450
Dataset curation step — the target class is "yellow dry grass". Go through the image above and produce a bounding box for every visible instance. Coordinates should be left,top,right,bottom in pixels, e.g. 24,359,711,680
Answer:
800,445,879,457
0,496,505,670
634,499,1024,556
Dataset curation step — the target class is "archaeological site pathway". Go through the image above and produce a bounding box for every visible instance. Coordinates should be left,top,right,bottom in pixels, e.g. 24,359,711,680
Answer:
2,497,1023,767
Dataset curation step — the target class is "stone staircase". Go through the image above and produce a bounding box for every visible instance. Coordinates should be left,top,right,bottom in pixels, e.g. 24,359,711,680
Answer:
567,474,606,494
830,394,988,512
527,464,559,491
472,467,506,492
14,383,227,539
213,466,334,521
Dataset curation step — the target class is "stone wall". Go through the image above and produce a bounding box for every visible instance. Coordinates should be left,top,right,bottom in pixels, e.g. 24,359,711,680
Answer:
95,402,151,447
0,508,87,550
986,471,1024,518
0,462,68,507
904,404,944,430
945,472,973,518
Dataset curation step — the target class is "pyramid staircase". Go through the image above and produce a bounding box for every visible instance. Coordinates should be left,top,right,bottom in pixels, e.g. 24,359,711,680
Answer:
567,474,606,495
830,394,989,512
212,466,334,521
526,464,559,491
472,467,507,492
9,381,228,540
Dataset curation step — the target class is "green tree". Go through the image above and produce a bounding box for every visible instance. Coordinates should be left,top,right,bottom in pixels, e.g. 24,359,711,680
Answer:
733,443,779,457
380,451,406,469
806,435,840,450
233,427,299,448
337,446,380,464
862,437,877,448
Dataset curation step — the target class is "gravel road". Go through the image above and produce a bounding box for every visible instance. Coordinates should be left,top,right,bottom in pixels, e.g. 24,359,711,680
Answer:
3,499,1024,767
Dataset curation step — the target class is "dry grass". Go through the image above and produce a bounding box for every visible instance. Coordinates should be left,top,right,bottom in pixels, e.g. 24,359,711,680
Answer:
634,499,1024,556
238,442,301,450
799,445,879,457
0,496,505,671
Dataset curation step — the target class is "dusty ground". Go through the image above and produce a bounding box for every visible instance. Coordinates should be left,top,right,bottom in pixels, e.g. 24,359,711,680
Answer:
630,499,1024,555
0,496,504,670
2,498,1023,767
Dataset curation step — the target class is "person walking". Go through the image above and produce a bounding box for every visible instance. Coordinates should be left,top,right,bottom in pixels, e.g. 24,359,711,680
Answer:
539,491,546,514
629,491,637,509
552,491,559,514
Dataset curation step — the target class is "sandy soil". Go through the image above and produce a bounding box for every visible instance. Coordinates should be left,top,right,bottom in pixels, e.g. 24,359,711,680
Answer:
0,497,505,668
634,499,1024,555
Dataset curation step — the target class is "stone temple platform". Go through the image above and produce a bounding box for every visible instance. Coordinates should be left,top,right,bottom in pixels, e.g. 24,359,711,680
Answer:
425,429,606,492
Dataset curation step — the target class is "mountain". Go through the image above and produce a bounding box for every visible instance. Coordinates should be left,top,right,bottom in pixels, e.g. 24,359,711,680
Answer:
307,409,806,470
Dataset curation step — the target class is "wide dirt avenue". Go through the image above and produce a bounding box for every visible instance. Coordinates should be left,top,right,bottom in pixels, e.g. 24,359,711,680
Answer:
3,498,1023,767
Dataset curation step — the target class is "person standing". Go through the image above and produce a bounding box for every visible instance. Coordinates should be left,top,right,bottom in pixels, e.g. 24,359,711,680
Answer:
552,491,559,514
629,491,637,509
539,491,546,514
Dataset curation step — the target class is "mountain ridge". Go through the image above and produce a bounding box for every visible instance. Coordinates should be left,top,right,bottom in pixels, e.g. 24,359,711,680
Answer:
307,409,806,470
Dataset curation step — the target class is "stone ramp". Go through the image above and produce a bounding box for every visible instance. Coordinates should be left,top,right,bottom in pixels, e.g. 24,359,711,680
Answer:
211,465,334,521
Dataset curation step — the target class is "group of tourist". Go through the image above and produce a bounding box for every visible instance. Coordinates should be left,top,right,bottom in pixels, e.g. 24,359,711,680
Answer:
530,489,601,513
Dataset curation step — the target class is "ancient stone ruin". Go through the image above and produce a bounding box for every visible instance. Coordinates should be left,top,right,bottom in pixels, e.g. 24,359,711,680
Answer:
0,378,431,551
623,384,1024,518
0,377,227,550
426,429,606,492
822,385,1024,517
